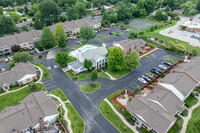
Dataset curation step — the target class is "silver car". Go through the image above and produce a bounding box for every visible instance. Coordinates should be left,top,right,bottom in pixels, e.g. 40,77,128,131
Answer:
138,77,147,84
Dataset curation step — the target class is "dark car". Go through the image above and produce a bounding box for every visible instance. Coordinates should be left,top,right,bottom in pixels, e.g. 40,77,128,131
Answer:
145,73,154,80
151,69,160,75
153,67,162,73
191,35,195,38
163,61,173,66
110,32,113,35
77,35,80,38
141,75,151,82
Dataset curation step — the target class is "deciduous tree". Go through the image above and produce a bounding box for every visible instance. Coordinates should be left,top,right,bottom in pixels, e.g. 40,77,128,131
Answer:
126,50,140,71
84,59,92,71
108,47,125,71
0,15,16,35
79,24,96,43
12,52,33,63
91,70,98,81
28,82,38,92
8,61,15,69
55,51,69,68
54,23,67,48
11,45,21,53
0,6,3,15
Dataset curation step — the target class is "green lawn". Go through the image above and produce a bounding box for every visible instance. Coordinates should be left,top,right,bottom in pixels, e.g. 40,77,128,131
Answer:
0,89,6,94
163,58,177,64
65,71,110,81
100,101,134,133
80,82,101,93
186,106,200,133
48,89,68,102
168,118,184,133
107,89,124,111
30,62,51,80
65,103,85,133
67,56,77,65
9,84,21,91
0,83,46,111
184,95,198,108
106,69,131,79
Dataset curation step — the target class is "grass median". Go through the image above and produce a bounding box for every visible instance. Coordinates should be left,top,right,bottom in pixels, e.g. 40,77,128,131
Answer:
48,89,68,102
80,82,101,93
30,62,51,80
100,101,134,133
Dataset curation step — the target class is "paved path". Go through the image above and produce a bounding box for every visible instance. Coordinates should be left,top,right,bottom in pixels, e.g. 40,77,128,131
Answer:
101,69,116,80
104,99,139,133
180,96,200,133
48,94,73,133
0,64,43,96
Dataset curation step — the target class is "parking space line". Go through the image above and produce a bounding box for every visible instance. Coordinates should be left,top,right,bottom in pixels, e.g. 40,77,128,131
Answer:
131,82,140,87
44,82,56,87
47,85,57,90
42,79,53,84
136,81,145,85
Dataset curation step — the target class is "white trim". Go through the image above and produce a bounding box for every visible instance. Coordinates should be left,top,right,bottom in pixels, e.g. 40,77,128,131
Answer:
159,83,185,101
147,99,167,112
18,74,37,82
135,113,147,123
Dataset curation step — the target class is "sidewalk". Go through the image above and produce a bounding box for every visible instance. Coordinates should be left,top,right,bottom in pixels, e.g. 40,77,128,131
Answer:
104,99,139,133
0,64,43,96
180,96,200,133
101,69,116,80
48,94,73,133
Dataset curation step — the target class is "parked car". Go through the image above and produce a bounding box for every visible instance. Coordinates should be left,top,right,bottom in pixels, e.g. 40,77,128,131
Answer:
153,67,162,73
194,36,197,39
145,73,154,80
77,35,80,38
4,58,9,63
116,33,120,36
151,69,160,75
138,77,147,84
9,57,13,61
191,35,195,38
159,64,167,70
77,41,81,45
141,75,151,82
110,32,113,35
121,27,126,30
29,51,34,55
163,61,173,66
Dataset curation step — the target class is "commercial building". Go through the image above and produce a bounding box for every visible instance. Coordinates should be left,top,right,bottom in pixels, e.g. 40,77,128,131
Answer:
180,20,200,34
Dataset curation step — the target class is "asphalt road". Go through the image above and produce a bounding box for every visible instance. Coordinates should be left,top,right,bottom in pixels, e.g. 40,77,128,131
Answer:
39,48,181,133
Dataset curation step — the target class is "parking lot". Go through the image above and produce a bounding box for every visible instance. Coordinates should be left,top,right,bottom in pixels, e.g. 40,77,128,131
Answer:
122,48,182,92
42,78,59,92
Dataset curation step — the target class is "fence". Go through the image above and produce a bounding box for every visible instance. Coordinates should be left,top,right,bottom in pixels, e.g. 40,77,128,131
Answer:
139,44,155,57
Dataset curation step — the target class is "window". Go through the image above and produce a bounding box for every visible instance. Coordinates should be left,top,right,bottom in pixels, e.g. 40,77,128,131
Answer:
23,44,26,46
29,43,31,45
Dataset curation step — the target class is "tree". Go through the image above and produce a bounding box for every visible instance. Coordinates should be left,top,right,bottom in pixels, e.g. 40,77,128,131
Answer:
84,59,92,71
101,6,105,15
37,0,61,26
192,49,199,56
79,24,96,43
139,8,147,17
38,27,56,50
11,45,21,53
12,52,33,63
54,23,67,48
16,0,28,6
155,10,168,21
108,47,125,71
166,41,178,51
28,82,38,92
134,85,141,95
124,19,129,25
91,70,98,81
24,6,29,14
126,50,140,71
9,12,20,23
109,14,117,23
0,15,16,35
22,25,28,31
8,61,15,69
0,6,3,15
129,32,137,39
165,5,170,12
75,2,86,18
180,1,197,16
117,3,130,21
55,51,68,68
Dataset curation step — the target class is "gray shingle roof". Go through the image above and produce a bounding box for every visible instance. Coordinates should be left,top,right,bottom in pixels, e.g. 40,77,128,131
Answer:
68,60,83,70
127,95,176,133
0,91,58,133
81,47,108,61
0,35,20,49
17,31,36,43
116,39,146,50
0,63,37,87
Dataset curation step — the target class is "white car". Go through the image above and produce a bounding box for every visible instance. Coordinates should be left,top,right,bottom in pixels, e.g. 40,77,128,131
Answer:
159,64,167,70
4,58,9,63
138,77,147,84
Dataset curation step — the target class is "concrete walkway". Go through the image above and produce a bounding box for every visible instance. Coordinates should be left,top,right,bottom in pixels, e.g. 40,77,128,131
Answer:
139,48,158,58
0,64,43,96
104,99,139,133
180,96,200,133
101,69,116,80
48,94,73,133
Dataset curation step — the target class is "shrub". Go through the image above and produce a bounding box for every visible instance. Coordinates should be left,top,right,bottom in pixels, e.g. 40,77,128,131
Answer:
155,38,158,41
190,93,195,97
196,93,199,96
97,68,101,72
33,79,37,82
159,40,164,43
181,109,188,116
38,55,43,59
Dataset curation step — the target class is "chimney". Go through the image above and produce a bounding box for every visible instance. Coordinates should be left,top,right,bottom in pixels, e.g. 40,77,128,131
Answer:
39,117,45,132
